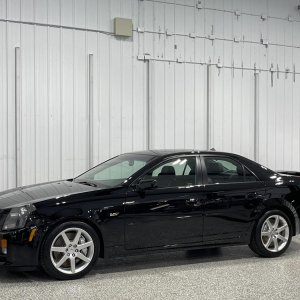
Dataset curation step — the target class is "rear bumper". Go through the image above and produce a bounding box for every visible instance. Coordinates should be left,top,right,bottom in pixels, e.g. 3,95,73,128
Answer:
0,228,41,268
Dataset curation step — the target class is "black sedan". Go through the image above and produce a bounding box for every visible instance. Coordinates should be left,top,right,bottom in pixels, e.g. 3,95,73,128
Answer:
0,150,300,280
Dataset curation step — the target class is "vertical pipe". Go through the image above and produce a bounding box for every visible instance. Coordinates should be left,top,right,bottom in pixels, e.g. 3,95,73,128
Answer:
15,47,21,187
88,54,94,168
206,64,211,150
146,59,151,150
254,71,259,162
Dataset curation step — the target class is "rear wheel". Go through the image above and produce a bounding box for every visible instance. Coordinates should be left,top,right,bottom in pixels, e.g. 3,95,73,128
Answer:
41,221,100,280
249,210,292,257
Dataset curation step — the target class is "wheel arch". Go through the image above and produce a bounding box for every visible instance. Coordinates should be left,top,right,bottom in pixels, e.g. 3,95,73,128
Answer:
254,199,299,237
39,216,105,259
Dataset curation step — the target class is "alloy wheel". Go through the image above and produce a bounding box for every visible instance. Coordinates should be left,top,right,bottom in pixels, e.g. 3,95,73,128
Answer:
50,227,95,275
261,215,289,253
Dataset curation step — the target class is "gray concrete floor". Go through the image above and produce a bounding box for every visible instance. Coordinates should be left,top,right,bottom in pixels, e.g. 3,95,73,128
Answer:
1,238,300,300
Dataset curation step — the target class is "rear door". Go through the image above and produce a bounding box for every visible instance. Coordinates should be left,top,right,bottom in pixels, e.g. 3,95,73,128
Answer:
124,155,205,250
201,155,265,243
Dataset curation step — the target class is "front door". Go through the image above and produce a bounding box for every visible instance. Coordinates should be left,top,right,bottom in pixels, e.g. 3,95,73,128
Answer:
124,156,204,250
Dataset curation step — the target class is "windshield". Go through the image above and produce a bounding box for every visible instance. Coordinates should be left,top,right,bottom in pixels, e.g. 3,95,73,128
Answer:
74,154,154,188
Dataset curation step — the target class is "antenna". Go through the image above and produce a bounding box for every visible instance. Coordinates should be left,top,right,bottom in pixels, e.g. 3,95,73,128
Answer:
210,148,216,151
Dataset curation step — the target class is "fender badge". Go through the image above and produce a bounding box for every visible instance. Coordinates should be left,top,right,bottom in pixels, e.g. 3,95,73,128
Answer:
110,212,120,217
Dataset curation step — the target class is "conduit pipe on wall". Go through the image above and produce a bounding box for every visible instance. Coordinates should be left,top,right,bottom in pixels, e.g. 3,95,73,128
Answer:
145,58,152,150
206,64,211,150
15,47,22,187
254,71,260,162
88,54,94,168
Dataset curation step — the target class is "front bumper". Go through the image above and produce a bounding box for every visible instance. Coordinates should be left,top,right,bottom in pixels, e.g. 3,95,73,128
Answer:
0,227,41,268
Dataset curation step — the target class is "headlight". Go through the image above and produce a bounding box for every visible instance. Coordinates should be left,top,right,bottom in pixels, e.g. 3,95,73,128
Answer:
2,205,36,231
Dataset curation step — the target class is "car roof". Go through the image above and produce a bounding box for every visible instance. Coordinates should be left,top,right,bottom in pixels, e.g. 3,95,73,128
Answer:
126,149,242,158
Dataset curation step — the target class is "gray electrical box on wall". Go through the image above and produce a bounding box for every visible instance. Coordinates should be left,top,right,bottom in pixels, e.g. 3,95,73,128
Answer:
114,18,133,37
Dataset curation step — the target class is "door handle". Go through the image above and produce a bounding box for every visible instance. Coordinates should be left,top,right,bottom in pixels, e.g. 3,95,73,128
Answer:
186,198,197,204
186,198,200,206
246,192,258,200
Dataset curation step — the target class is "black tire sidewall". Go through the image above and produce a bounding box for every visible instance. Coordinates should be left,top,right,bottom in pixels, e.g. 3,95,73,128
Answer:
41,221,100,280
253,210,292,258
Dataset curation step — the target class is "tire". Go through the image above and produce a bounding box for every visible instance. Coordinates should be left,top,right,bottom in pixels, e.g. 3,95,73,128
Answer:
249,210,292,258
40,221,100,280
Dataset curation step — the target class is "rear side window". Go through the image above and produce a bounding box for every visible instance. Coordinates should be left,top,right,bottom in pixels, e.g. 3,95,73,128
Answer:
244,167,258,182
204,157,257,184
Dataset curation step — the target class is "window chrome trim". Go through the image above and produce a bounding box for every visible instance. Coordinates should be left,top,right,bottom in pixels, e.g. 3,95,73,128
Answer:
201,154,262,185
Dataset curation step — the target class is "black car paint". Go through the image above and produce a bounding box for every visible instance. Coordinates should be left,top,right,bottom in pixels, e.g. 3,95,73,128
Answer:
0,150,300,269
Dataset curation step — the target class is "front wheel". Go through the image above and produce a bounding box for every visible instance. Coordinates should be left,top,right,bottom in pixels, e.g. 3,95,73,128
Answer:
249,210,292,258
41,221,100,280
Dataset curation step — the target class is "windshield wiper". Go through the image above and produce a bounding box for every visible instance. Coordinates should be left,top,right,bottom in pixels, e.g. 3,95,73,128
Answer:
76,181,98,187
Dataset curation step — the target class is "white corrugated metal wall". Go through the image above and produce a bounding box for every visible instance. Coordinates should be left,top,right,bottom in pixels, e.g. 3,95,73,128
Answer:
0,0,300,192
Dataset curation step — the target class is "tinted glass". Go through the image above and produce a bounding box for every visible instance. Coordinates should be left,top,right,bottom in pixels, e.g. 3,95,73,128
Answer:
75,154,153,188
244,167,258,182
204,157,256,184
143,157,196,188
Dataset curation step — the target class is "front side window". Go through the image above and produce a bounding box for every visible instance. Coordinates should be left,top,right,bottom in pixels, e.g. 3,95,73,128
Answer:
204,157,257,184
142,156,197,188
75,154,154,188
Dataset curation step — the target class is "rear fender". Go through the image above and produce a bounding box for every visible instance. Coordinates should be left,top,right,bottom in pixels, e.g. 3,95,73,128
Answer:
252,198,300,237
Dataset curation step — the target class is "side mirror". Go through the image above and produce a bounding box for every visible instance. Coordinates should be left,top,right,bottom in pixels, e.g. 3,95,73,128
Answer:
136,179,157,191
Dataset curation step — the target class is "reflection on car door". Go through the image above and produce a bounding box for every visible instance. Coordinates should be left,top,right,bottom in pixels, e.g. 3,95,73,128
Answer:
201,155,265,243
124,156,204,250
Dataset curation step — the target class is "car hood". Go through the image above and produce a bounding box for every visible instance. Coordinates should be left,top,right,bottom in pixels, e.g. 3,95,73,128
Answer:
0,180,98,210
